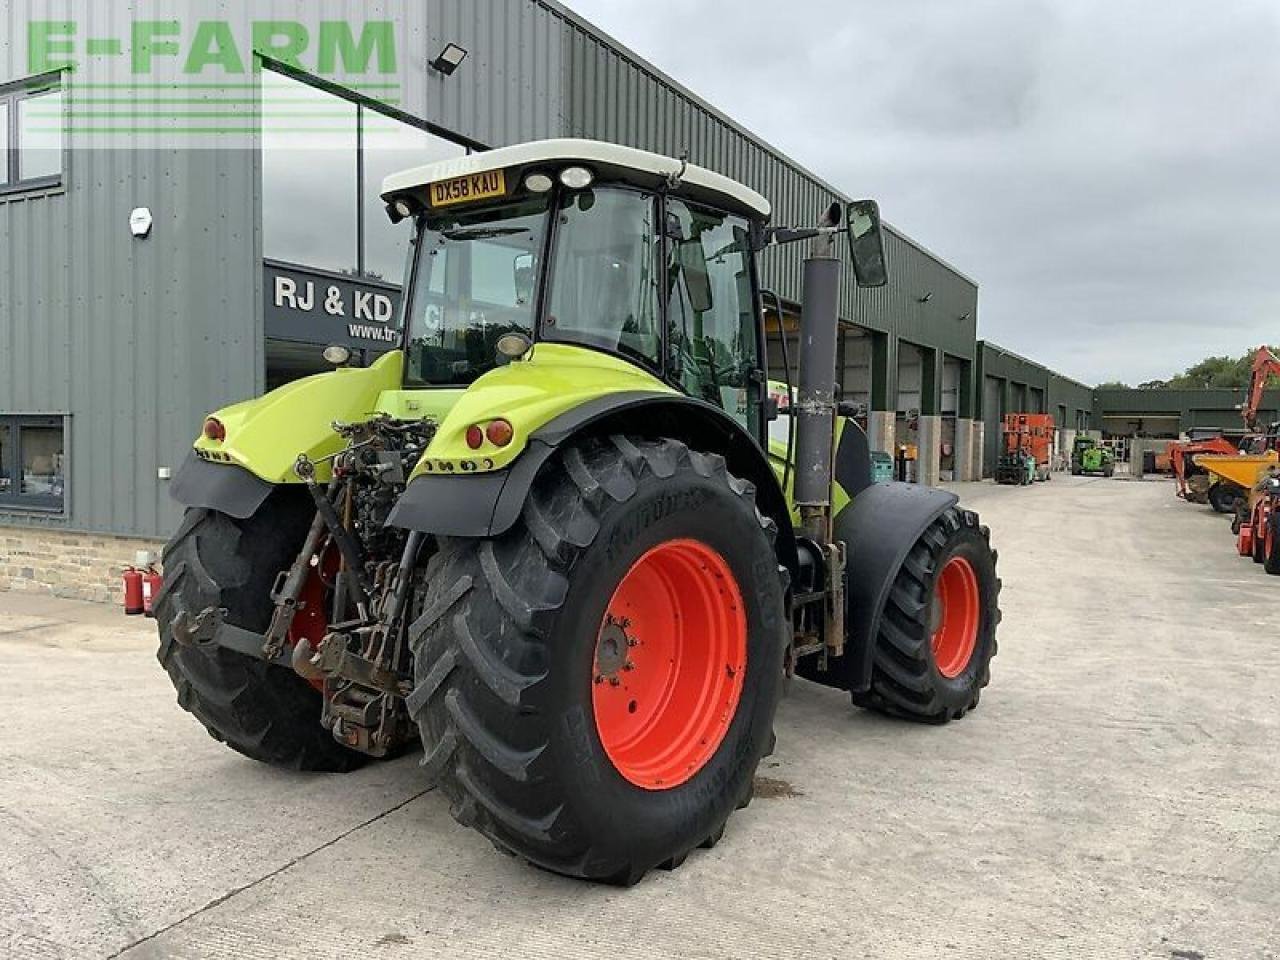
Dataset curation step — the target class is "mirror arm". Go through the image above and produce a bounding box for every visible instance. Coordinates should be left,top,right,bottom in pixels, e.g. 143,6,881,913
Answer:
763,225,842,248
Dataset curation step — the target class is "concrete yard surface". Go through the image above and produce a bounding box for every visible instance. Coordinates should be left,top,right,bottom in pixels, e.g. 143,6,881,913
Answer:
2,476,1277,959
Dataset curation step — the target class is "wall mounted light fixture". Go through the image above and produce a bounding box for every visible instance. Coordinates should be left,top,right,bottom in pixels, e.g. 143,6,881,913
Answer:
430,43,469,76
917,292,933,303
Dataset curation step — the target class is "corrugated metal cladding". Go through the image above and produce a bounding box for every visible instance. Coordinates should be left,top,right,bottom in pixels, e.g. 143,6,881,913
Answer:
1,0,982,539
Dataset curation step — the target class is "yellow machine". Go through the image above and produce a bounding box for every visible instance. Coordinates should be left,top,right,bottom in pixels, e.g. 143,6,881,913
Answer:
1193,451,1280,515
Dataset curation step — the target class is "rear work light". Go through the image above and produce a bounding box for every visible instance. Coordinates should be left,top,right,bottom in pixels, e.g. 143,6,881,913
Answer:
203,418,226,442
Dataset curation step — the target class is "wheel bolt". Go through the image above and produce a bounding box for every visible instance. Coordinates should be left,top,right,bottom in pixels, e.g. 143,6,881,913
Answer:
622,661,634,671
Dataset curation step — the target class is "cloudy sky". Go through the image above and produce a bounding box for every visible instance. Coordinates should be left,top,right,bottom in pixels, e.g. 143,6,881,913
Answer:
563,0,1280,385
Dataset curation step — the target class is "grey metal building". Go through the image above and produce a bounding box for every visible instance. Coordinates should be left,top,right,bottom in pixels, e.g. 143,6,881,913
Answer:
1093,387,1280,437
1,0,999,568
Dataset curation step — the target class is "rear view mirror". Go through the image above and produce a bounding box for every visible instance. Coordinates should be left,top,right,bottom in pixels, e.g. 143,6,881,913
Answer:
846,199,888,288
513,253,535,305
678,240,713,313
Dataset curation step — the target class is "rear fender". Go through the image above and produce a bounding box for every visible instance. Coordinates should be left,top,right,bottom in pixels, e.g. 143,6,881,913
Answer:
834,481,959,693
389,394,799,576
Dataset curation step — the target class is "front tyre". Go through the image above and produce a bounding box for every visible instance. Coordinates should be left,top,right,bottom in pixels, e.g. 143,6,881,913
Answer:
406,436,785,884
852,508,1001,723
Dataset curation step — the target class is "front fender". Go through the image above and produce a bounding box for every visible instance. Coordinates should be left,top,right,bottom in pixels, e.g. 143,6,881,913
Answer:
834,481,959,693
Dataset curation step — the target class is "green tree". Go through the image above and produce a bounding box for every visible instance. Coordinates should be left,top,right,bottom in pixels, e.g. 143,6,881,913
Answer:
1094,380,1130,390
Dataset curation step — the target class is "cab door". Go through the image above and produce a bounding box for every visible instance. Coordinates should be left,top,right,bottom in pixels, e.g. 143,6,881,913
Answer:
663,198,763,441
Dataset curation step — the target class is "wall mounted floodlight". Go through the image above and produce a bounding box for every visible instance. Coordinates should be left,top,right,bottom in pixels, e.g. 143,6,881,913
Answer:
917,292,933,303
430,43,469,76
959,312,971,322
129,207,153,238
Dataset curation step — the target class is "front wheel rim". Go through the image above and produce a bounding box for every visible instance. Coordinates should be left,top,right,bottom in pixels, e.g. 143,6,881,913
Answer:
591,539,747,790
931,556,981,679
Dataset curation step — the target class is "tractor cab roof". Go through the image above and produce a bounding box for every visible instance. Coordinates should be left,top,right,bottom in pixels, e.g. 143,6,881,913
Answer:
381,137,771,221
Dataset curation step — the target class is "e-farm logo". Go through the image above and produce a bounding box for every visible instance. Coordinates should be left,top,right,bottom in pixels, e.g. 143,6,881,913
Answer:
25,16,401,139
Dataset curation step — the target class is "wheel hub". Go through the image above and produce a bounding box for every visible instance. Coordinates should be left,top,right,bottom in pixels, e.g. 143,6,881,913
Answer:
594,615,633,680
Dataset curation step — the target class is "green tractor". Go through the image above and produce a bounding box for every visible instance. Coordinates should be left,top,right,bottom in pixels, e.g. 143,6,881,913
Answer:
157,139,1001,884
1070,435,1115,477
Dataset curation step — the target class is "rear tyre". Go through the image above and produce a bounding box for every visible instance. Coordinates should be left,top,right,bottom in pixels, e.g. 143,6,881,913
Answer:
1252,510,1267,564
851,508,1000,723
155,492,367,772
406,436,785,884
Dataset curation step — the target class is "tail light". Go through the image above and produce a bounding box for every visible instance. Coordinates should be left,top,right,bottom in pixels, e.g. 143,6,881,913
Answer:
203,417,226,442
485,419,514,447
465,424,484,450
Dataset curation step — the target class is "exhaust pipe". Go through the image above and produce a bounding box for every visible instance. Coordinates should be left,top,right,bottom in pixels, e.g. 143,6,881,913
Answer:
793,202,843,544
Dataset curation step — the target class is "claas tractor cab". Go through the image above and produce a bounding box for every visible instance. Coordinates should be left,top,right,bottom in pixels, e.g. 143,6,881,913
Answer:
1070,435,1115,477
158,139,1001,884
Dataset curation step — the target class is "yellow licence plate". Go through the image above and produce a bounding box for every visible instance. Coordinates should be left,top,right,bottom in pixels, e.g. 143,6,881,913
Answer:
429,170,506,207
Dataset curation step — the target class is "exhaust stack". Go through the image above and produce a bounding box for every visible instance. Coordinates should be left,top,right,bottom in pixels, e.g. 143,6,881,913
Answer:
792,202,844,544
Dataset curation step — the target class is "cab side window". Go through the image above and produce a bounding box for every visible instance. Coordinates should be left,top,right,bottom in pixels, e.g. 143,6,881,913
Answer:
664,199,759,435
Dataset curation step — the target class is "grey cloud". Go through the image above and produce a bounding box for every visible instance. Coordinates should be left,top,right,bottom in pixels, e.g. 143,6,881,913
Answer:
564,0,1280,384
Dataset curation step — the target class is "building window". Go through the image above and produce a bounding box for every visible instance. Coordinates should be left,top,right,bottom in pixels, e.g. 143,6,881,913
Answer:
0,416,65,511
260,66,466,281
260,65,468,387
1,74,64,195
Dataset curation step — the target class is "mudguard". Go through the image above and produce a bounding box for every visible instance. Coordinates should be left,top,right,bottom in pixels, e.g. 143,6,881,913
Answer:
169,451,275,520
834,480,959,693
388,392,798,572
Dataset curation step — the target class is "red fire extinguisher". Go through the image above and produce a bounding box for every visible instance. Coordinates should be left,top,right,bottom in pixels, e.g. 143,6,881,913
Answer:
123,567,144,616
142,565,164,618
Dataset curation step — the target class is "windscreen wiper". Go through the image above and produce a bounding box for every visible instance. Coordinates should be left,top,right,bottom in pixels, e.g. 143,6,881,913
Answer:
439,226,530,241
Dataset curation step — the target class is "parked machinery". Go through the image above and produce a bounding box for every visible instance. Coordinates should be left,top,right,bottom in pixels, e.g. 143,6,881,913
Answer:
995,414,1053,485
1234,467,1280,570
1168,433,1240,505
1070,435,1115,477
152,139,1003,885
1192,346,1280,514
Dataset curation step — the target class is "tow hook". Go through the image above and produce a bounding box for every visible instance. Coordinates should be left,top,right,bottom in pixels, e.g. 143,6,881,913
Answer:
170,606,227,649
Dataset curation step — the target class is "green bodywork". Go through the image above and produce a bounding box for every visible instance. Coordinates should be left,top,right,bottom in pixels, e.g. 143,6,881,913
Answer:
188,345,874,523
1071,437,1114,475
195,343,676,483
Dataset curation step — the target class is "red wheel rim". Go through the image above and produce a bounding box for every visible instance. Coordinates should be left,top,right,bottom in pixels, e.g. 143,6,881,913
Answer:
931,556,980,679
591,539,747,790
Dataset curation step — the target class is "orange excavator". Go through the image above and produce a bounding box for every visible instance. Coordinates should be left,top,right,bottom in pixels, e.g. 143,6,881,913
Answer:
1169,432,1240,506
1170,347,1280,510
1241,345,1280,435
